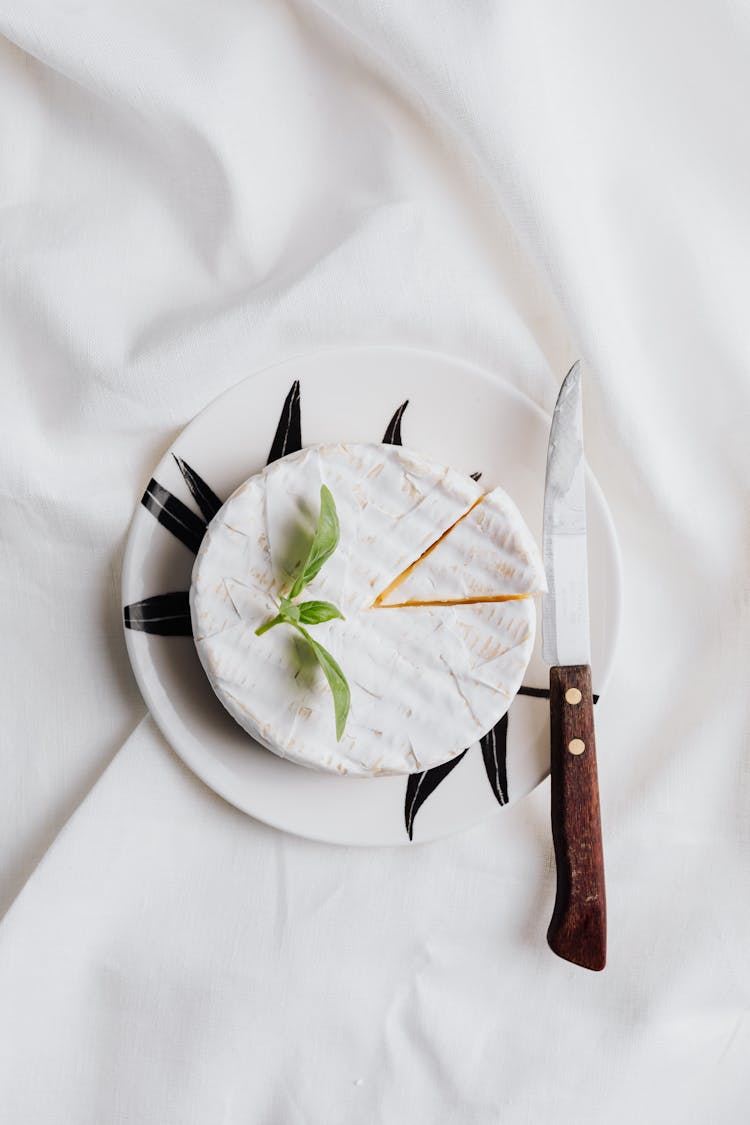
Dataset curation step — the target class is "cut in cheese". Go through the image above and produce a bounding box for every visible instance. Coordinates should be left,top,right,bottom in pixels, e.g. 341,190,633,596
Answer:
374,486,546,607
190,443,544,777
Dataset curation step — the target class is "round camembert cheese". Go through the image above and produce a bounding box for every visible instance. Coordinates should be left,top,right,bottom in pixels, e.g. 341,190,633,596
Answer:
190,443,545,777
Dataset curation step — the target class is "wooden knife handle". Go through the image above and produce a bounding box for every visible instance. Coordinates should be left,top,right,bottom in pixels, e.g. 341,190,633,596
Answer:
547,665,607,971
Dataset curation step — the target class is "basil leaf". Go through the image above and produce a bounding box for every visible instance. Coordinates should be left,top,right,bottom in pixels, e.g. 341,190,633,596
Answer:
289,485,339,598
278,596,300,622
295,625,350,740
255,613,285,637
297,600,344,625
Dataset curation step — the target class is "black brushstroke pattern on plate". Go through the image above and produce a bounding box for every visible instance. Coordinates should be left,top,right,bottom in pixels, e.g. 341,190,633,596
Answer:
124,591,192,636
173,455,223,522
125,380,304,636
480,714,509,806
382,400,408,445
268,380,302,462
141,478,207,556
405,750,468,840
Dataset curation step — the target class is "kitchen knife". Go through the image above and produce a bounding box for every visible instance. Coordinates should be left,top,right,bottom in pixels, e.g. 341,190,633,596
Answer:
542,362,606,971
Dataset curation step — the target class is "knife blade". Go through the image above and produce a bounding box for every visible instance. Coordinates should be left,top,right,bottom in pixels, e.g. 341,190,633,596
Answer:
542,362,607,971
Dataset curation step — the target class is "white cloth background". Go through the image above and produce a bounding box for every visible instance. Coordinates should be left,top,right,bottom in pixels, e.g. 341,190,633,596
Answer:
1,2,748,1121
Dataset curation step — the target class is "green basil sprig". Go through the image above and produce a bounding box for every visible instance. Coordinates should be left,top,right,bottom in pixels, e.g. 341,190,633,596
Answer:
255,485,350,740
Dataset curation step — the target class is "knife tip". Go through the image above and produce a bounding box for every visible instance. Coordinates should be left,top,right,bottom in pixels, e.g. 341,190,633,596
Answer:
564,359,582,386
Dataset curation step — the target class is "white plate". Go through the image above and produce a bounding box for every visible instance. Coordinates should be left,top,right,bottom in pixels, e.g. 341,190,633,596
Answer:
122,346,621,845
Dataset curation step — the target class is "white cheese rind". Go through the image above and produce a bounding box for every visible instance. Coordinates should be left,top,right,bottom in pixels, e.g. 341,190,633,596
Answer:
190,443,537,777
260,443,483,611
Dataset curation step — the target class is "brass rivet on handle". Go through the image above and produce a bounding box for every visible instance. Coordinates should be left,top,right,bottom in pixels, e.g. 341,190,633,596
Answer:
568,739,585,756
565,688,582,705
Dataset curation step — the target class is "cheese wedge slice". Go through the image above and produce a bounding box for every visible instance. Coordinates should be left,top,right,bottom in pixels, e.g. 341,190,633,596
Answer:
190,443,543,777
374,486,546,607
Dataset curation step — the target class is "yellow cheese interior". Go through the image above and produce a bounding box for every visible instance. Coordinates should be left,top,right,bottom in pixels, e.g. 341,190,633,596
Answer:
376,593,535,609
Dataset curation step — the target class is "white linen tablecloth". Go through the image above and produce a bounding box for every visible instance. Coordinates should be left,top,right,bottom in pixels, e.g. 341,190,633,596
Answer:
1,2,748,1121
